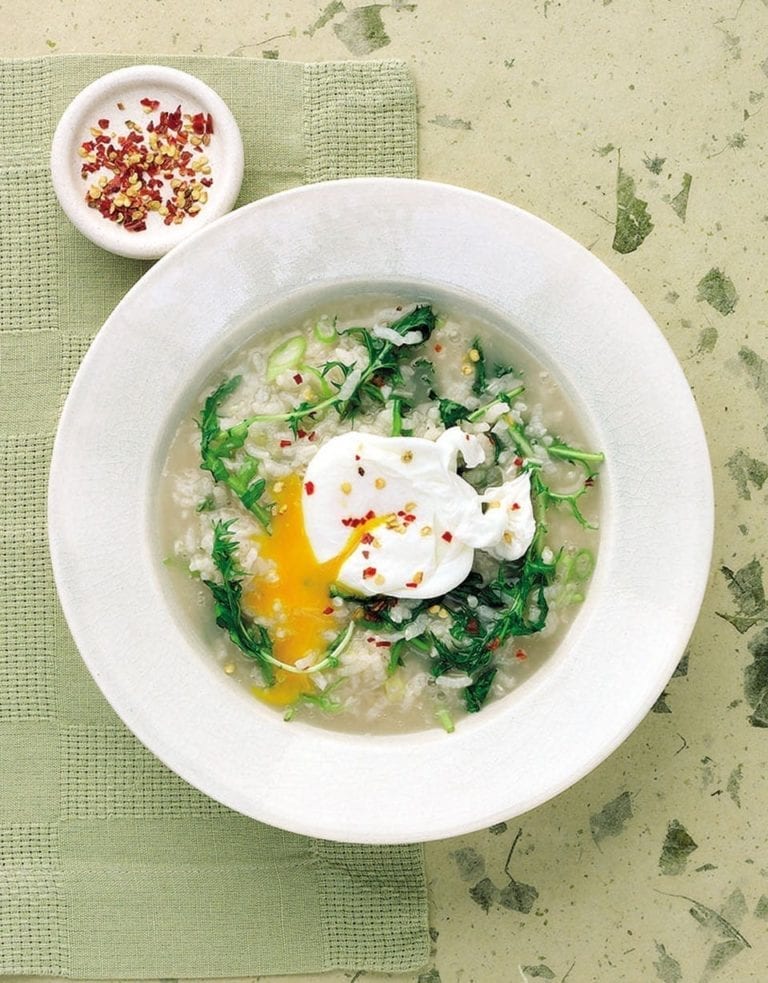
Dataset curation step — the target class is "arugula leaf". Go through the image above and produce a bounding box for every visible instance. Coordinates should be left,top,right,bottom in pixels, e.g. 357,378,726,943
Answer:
470,336,487,396
283,682,345,721
528,468,596,530
197,377,272,529
464,666,497,713
203,522,354,686
438,398,471,427
493,361,519,379
335,305,437,419
426,545,558,712
436,388,525,429
215,305,438,438
546,440,605,479
202,520,276,686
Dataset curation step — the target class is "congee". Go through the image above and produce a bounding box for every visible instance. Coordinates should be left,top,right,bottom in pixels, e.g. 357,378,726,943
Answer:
159,299,603,732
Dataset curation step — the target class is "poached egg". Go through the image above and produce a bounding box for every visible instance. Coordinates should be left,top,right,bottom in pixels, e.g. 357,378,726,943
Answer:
243,427,535,705
302,428,535,598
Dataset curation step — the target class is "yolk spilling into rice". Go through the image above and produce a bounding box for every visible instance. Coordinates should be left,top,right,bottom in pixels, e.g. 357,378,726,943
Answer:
244,473,381,707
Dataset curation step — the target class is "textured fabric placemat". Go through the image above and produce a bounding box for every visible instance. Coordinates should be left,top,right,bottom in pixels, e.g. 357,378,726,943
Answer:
0,54,427,979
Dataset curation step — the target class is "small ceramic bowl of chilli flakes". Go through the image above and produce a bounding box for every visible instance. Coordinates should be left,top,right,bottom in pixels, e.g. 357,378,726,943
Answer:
51,65,244,261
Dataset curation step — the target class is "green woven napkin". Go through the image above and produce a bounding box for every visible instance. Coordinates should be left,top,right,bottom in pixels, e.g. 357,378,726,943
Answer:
0,55,427,978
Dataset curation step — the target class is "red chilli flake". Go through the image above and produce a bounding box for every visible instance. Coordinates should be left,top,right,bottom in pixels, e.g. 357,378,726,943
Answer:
292,373,303,384
362,567,377,580
513,456,523,467
323,606,334,615
360,532,374,545
511,502,521,511
441,530,453,542
486,637,501,651
279,439,292,448
515,649,528,661
79,97,215,232
304,481,315,495
342,510,377,529
375,640,392,648
434,343,443,353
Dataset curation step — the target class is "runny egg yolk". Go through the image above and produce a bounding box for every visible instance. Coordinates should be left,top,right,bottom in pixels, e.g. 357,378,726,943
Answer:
244,472,379,707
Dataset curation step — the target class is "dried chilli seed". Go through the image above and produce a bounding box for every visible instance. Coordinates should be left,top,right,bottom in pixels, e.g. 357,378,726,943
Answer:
79,97,215,233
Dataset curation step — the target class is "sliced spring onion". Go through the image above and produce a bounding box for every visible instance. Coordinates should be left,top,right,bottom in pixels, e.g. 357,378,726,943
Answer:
560,548,595,583
266,335,307,381
300,364,334,399
391,396,403,436
313,314,337,344
435,707,455,734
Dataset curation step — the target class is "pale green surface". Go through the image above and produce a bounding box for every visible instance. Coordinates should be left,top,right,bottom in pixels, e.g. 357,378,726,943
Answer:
2,1,768,981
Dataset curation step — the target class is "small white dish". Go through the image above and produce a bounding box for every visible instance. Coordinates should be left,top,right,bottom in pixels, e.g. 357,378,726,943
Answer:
48,179,713,844
51,65,244,260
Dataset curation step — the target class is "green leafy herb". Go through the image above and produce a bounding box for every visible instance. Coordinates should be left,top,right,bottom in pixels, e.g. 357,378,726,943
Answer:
438,398,471,427
437,387,525,428
529,468,595,529
412,356,436,386
467,387,524,423
196,495,216,513
428,545,558,713
387,638,407,676
470,337,487,396
202,519,275,685
283,682,345,721
546,440,605,478
198,377,272,529
335,305,437,419
464,666,497,713
203,522,355,685
493,361,520,379
213,305,438,442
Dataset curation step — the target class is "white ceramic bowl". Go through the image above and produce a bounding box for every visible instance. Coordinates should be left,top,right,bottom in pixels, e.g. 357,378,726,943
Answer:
48,178,713,843
51,65,244,260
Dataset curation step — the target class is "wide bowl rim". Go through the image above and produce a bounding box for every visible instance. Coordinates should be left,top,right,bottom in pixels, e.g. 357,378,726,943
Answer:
48,177,714,843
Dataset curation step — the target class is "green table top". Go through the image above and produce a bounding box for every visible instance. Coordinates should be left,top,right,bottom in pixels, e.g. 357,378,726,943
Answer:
2,2,766,981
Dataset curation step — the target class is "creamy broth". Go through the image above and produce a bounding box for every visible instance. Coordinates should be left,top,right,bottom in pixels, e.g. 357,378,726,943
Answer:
159,297,602,733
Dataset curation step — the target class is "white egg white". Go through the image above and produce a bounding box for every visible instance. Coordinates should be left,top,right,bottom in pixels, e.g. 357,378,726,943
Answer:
301,428,536,599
